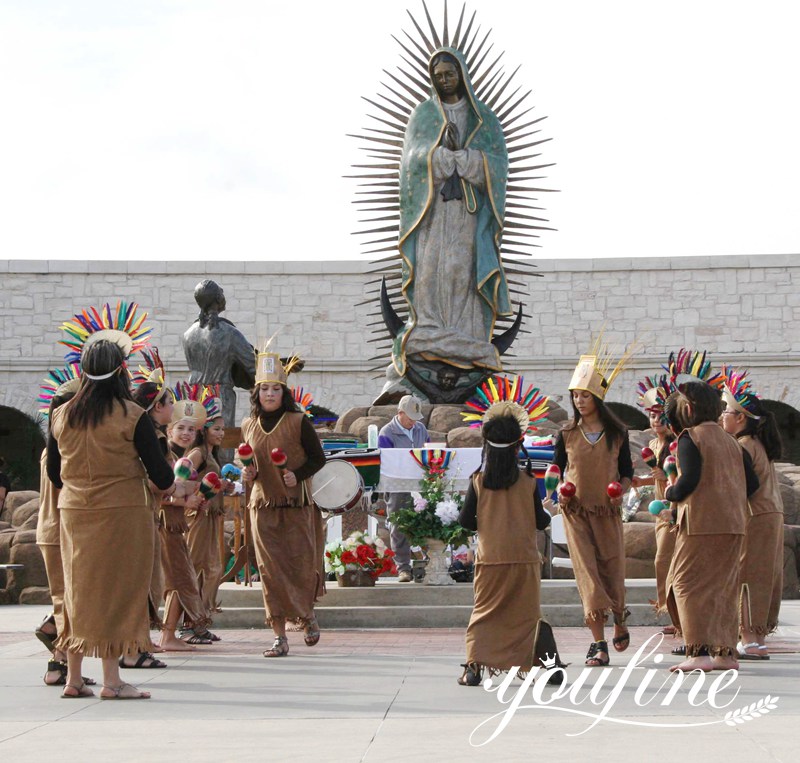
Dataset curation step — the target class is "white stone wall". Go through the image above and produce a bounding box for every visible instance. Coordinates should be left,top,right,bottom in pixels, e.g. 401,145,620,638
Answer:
1,254,799,426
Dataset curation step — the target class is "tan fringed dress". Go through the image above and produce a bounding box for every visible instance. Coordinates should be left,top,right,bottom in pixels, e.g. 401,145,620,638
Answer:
738,435,784,635
558,427,629,624
51,400,155,658
186,448,225,616
666,422,748,657
159,443,210,631
465,472,542,673
36,450,65,636
650,436,677,614
241,411,325,626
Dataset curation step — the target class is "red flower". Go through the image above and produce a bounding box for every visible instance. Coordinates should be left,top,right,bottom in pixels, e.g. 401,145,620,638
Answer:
341,550,357,565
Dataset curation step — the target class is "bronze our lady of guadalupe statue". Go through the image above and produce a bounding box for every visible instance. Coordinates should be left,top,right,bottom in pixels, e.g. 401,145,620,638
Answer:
350,1,555,404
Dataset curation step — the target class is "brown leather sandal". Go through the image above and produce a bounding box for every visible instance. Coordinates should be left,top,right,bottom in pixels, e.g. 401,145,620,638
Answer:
457,662,483,686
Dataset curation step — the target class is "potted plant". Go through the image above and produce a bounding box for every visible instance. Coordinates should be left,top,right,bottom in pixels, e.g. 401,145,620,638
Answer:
324,531,396,587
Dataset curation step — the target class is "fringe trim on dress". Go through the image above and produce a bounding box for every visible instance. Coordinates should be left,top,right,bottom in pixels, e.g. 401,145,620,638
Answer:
685,643,736,658
55,636,154,659
561,503,621,518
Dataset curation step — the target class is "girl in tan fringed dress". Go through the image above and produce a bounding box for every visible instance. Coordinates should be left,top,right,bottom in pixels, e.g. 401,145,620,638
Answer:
631,376,676,633
457,407,549,686
185,405,232,620
720,368,784,659
664,381,759,673
552,350,634,668
240,350,326,658
158,392,217,649
47,339,180,699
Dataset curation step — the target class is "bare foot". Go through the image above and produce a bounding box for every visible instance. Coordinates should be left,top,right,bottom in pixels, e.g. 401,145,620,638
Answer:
711,656,739,671
670,655,714,673
159,635,196,652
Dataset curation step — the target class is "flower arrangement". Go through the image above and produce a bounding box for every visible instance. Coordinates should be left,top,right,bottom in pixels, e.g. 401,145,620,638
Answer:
324,531,396,580
390,450,470,547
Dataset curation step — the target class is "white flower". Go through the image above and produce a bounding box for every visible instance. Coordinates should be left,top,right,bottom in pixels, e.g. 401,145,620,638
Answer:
435,497,460,525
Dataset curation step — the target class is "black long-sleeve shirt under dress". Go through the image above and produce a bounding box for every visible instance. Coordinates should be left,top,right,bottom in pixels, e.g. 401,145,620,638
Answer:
664,432,759,503
47,412,175,491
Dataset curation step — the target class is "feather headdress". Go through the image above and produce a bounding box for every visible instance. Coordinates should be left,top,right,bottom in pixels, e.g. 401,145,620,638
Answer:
200,384,223,425
291,386,314,418
38,363,82,415
664,348,725,390
254,331,304,386
59,301,152,363
462,375,549,437
636,374,673,412
721,365,761,419
170,382,207,428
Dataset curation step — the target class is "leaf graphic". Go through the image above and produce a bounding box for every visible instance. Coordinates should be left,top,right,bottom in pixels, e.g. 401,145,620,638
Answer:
724,695,779,727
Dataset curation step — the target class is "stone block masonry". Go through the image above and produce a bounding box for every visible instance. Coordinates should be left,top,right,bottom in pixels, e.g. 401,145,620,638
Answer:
1,255,799,424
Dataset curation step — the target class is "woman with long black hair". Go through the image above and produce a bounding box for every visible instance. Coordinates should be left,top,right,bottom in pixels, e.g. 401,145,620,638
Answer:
47,339,179,699
457,405,549,686
552,353,634,667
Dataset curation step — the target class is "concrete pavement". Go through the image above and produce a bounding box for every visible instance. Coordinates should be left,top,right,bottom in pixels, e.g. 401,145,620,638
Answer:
1,601,799,762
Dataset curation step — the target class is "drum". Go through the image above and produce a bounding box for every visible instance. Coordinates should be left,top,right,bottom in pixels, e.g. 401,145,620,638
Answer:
311,460,364,515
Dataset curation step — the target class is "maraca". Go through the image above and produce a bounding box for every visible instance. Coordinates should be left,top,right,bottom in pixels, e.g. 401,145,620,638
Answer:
189,469,199,482
669,440,678,455
664,455,678,480
270,447,288,470
607,481,624,500
221,463,242,480
559,481,576,499
237,443,254,467
544,464,561,494
641,446,657,469
174,457,193,481
199,472,222,499
648,500,669,516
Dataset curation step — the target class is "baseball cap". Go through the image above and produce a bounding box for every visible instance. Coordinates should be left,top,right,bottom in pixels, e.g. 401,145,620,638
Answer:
398,395,424,421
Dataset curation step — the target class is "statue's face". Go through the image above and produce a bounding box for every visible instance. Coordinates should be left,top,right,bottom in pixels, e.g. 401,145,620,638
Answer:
432,61,460,99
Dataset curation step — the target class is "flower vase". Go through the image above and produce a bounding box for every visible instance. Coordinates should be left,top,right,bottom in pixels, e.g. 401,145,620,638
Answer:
423,538,454,586
337,570,376,587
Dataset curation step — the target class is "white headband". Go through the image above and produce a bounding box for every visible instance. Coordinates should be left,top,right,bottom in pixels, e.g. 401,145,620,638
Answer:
485,440,519,448
84,366,121,381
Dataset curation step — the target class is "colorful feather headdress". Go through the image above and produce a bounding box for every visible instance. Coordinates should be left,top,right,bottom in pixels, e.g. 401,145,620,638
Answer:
721,365,761,419
569,334,638,400
170,382,207,428
291,386,314,418
38,363,82,415
462,375,549,437
200,384,223,426
663,349,724,390
636,374,674,412
59,301,152,364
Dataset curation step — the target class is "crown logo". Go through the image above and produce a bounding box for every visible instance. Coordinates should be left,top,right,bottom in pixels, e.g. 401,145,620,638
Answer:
541,652,558,670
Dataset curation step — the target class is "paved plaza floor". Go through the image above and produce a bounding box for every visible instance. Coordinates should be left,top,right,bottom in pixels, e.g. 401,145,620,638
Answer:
1,602,799,763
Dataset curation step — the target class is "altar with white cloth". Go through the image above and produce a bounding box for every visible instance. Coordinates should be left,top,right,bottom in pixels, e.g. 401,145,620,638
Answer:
376,448,482,493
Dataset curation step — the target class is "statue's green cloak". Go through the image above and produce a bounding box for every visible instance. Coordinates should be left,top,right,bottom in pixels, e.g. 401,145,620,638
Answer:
393,47,510,375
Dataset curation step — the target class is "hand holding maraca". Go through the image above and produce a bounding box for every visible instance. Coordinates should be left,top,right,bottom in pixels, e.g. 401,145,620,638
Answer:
607,481,624,507
558,481,576,503
270,447,297,487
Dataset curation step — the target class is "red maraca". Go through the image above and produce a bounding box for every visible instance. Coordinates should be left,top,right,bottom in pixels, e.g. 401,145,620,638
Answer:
607,481,624,500
641,446,657,469
174,457,193,481
664,455,678,480
237,443,254,467
270,447,288,469
544,464,561,494
669,440,678,455
199,472,222,499
559,481,576,499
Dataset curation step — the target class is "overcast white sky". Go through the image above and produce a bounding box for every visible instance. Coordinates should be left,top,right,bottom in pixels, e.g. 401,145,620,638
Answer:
0,0,798,262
